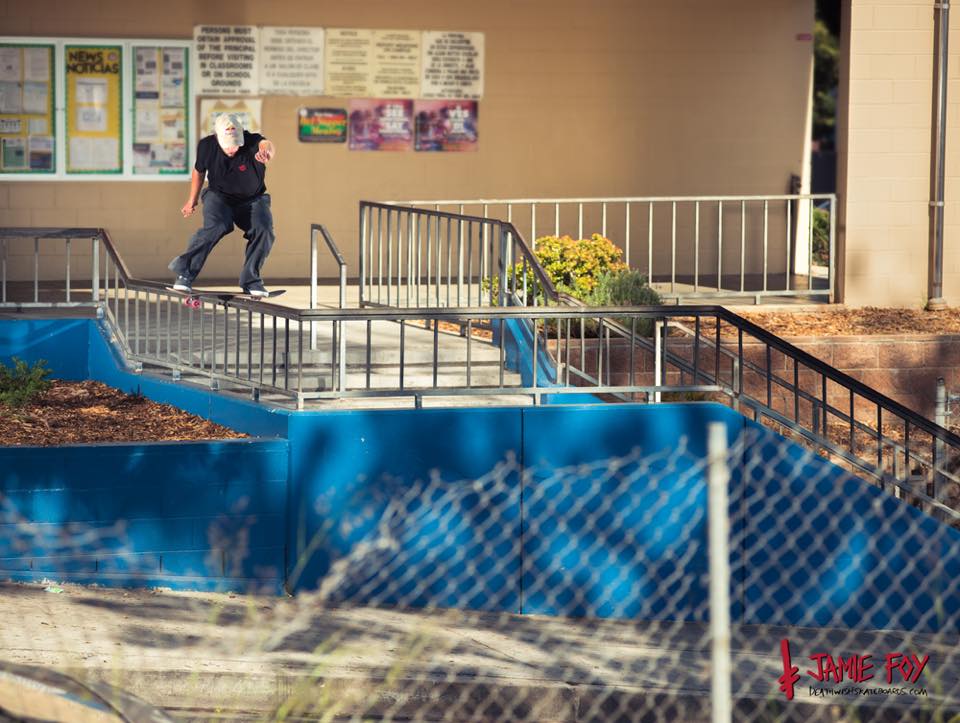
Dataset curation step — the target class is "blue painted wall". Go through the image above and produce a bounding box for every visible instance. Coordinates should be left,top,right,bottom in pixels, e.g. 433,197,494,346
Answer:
0,440,289,592
520,403,739,621
285,407,524,611
0,318,89,380
2,318,959,633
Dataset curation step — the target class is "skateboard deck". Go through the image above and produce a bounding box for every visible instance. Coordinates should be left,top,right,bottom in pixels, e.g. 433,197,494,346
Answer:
165,287,286,308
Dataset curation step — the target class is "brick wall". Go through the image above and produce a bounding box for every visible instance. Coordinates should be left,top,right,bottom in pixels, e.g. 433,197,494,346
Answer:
564,333,960,420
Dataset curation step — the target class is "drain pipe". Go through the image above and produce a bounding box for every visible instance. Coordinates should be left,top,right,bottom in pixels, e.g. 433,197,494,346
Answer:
927,0,950,310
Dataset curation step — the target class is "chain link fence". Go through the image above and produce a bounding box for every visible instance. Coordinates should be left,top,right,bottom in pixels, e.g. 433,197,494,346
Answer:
1,424,959,721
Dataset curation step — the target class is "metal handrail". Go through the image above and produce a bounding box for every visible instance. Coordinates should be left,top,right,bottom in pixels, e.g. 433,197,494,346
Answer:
391,194,837,303
310,223,346,310
358,200,557,308
397,194,839,204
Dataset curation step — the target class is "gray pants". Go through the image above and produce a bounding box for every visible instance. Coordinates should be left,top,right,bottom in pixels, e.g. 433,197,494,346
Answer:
169,189,275,288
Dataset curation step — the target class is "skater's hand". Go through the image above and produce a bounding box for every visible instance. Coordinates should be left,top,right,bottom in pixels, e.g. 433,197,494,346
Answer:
255,140,275,164
181,199,197,218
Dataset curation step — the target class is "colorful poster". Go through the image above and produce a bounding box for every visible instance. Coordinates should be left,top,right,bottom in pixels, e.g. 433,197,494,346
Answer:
348,99,413,151
414,100,478,152
370,30,420,98
132,45,188,174
194,25,259,95
298,107,346,143
325,29,373,97
260,26,325,95
420,32,484,100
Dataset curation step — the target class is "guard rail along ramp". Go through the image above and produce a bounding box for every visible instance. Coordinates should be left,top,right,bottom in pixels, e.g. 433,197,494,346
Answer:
0,222,958,518
389,193,837,303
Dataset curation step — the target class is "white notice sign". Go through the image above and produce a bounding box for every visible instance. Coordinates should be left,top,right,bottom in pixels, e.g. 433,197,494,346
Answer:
370,30,420,98
194,25,259,95
421,31,484,100
325,28,373,97
259,26,325,95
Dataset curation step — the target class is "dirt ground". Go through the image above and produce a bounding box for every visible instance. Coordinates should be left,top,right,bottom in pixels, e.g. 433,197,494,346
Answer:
0,380,247,446
734,306,960,336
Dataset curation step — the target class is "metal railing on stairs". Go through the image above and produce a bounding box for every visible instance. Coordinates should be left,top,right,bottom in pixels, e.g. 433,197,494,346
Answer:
2,223,958,524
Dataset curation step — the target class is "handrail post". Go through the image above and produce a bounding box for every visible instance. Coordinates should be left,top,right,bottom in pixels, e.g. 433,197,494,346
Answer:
358,203,367,306
91,235,100,303
310,226,318,351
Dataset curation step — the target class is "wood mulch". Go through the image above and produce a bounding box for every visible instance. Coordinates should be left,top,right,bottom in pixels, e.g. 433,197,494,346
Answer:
732,306,960,337
0,380,247,447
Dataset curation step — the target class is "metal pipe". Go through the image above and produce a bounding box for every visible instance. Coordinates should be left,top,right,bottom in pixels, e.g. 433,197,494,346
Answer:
927,0,950,309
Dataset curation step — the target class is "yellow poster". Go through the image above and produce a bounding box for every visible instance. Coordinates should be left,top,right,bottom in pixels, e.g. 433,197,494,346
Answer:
0,44,55,174
66,45,122,173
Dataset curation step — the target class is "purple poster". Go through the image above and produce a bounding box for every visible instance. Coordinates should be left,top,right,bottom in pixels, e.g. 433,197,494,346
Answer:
348,99,413,151
414,100,478,152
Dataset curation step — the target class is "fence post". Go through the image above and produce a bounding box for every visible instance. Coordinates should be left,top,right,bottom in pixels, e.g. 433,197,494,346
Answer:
653,319,663,403
707,421,732,723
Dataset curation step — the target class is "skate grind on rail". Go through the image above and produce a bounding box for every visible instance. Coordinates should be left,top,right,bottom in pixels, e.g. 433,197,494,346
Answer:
164,286,287,308
169,113,278,299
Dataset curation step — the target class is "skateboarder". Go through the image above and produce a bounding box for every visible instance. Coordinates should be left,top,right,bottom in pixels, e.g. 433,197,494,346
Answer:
169,113,276,296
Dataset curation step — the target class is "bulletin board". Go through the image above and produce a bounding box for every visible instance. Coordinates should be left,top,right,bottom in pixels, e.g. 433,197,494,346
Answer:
132,45,188,174
0,43,55,174
65,44,122,173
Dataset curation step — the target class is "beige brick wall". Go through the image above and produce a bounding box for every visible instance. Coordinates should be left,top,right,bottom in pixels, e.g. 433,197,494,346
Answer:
840,0,960,307
0,0,813,284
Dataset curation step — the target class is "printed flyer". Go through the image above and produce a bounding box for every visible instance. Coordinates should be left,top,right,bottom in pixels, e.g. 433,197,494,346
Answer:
298,107,347,143
348,99,413,151
414,100,478,152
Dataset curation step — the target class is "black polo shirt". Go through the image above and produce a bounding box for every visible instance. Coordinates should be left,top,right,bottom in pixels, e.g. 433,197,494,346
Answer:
195,130,267,204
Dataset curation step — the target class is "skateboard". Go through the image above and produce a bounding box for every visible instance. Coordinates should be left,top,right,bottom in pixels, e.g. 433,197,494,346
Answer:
165,287,286,308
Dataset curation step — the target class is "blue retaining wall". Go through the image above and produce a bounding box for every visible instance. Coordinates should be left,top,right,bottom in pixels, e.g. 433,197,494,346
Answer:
1,318,959,633
0,440,289,592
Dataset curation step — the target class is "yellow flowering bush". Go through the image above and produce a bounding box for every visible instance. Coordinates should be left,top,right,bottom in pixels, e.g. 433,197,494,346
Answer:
487,234,629,304
533,234,627,297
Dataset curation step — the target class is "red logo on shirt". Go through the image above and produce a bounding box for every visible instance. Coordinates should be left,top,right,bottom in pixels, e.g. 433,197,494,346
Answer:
238,164,247,171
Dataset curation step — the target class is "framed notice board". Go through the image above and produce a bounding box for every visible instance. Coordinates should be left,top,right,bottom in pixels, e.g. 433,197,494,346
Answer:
132,45,189,174
65,44,122,173
1,36,194,181
0,43,55,174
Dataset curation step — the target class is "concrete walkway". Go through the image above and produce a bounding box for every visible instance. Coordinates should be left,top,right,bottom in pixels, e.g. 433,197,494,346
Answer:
1,581,957,721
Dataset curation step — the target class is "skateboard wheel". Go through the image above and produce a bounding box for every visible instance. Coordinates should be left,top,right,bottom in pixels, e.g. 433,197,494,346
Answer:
190,298,201,309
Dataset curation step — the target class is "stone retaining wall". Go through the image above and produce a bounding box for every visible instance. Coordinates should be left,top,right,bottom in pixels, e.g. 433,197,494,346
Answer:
777,335,960,419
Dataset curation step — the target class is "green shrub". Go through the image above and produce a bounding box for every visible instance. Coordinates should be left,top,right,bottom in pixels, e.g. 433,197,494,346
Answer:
0,357,52,407
485,234,663,336
812,207,830,266
584,269,662,307
582,270,662,336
